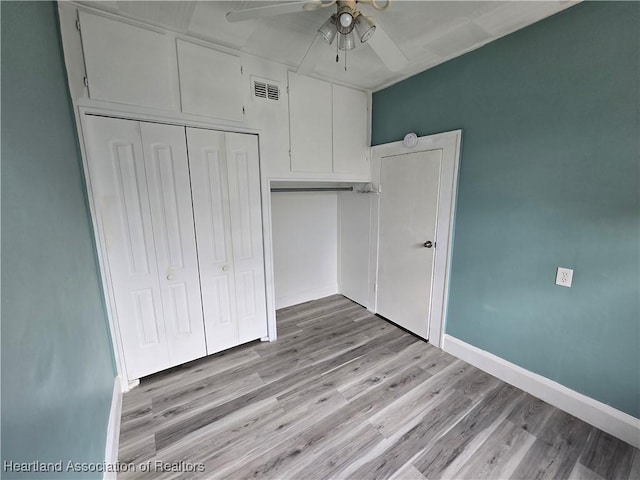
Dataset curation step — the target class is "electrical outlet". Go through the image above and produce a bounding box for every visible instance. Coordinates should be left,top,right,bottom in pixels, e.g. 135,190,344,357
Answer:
555,267,573,287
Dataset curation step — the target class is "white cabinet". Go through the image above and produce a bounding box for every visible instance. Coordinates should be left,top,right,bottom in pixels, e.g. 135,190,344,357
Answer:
79,12,176,111
176,40,244,121
288,72,370,180
288,73,333,173
83,116,267,380
77,13,244,122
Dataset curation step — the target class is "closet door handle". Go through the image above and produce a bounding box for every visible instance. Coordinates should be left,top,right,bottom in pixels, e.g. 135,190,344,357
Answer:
166,274,174,280
222,265,229,272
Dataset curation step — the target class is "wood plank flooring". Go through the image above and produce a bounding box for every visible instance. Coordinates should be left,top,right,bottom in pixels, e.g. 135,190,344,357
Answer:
118,295,639,479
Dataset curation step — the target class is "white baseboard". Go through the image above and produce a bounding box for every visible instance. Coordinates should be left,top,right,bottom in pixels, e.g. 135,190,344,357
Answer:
275,284,339,309
442,335,640,448
104,376,123,480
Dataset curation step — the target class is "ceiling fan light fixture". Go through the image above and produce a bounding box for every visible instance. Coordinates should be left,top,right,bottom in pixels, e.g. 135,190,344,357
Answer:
336,6,355,34
339,11,353,27
338,30,356,51
354,14,376,43
318,14,338,44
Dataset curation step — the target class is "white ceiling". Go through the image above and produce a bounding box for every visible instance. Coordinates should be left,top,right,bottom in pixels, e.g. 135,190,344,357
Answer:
79,1,579,90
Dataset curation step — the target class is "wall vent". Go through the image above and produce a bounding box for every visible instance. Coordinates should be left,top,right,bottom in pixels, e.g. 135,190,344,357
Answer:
252,77,281,102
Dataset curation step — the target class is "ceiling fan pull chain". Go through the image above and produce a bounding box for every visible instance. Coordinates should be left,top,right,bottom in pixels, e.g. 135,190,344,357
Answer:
336,36,339,63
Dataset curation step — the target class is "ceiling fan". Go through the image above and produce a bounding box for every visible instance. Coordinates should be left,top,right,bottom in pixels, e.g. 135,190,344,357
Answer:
226,0,408,73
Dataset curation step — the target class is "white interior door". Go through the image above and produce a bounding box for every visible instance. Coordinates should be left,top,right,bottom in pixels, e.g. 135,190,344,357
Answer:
84,116,171,378
139,123,207,366
376,149,442,339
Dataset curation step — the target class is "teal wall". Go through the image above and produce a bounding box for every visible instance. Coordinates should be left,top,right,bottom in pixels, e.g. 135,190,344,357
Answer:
372,2,639,418
1,2,117,477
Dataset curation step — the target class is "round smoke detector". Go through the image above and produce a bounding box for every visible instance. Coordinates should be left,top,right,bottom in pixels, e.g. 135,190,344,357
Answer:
403,132,418,148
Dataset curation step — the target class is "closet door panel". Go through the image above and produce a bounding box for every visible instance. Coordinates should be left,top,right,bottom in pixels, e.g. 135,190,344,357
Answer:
140,123,206,366
225,133,268,342
84,116,170,379
186,128,239,353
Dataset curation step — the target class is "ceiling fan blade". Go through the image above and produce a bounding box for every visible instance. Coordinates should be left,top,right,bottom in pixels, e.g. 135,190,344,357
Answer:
226,1,311,23
303,0,338,11
367,23,409,72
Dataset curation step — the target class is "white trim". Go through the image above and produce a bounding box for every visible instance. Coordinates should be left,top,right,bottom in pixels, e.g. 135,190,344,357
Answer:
371,130,462,348
77,103,257,135
104,376,123,480
442,335,640,448
260,172,278,342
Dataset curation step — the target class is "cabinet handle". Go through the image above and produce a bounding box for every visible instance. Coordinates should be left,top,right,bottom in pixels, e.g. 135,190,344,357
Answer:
166,274,174,280
222,265,229,272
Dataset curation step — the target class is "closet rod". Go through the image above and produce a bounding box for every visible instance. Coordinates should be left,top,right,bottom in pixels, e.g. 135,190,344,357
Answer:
270,187,354,193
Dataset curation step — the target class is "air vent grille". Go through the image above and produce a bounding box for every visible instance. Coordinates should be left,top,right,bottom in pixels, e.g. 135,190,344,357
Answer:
267,84,280,101
252,77,281,102
254,81,267,98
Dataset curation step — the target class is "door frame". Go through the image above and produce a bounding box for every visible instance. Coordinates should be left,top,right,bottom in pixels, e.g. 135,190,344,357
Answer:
370,130,462,348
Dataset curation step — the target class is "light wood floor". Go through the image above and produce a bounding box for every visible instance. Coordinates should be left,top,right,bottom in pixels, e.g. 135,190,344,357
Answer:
118,295,639,479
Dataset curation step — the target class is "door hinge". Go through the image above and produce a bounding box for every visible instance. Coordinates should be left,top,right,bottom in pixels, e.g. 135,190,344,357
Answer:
240,65,243,75
83,76,89,87
286,85,289,94
242,106,245,115
288,149,291,157
75,19,81,31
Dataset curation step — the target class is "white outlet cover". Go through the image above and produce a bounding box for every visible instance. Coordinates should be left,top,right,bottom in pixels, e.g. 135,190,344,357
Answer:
556,267,574,287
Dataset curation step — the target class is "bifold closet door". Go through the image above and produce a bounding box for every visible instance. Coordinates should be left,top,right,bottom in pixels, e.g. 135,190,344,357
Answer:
187,128,268,353
84,116,206,379
139,123,206,366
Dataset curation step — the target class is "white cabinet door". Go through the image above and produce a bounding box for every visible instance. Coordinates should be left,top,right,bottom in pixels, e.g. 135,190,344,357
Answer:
187,129,268,353
79,12,176,111
288,74,369,179
288,72,333,173
177,40,243,121
84,116,171,379
139,123,207,366
333,84,369,177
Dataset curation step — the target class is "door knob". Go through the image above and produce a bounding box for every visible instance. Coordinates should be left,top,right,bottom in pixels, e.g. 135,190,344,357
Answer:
423,241,434,248
166,274,174,280
222,265,229,272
